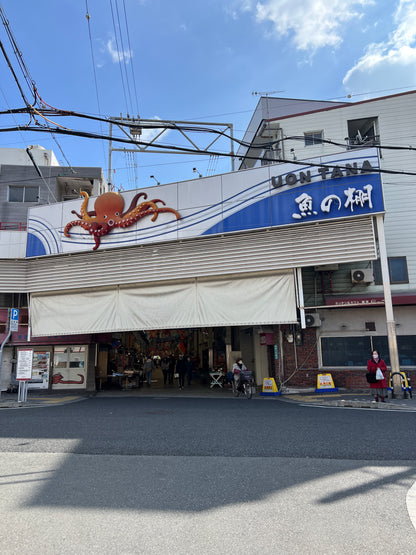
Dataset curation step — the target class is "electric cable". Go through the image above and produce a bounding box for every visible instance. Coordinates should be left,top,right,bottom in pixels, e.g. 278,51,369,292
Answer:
85,0,109,171
122,0,140,116
2,123,416,178
114,0,134,115
109,0,131,115
8,103,416,157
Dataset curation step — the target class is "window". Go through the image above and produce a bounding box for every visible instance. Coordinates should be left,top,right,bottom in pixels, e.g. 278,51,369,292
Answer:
347,117,379,148
304,131,323,146
373,257,408,284
321,335,416,366
8,186,39,203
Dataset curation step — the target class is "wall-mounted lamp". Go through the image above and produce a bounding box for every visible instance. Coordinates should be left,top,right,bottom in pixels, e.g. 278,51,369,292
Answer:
193,167,202,178
285,331,294,343
290,148,297,161
294,330,303,346
150,175,160,185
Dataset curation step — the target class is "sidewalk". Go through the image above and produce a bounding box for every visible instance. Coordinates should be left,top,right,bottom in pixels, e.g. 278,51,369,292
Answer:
278,388,416,411
0,392,88,409
0,385,414,410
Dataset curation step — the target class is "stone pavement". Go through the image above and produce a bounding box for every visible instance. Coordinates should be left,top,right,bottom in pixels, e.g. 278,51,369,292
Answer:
0,393,88,409
278,388,416,411
0,384,414,410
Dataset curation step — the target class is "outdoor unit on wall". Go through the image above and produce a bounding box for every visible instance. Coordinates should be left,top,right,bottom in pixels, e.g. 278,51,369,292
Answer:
305,313,321,327
351,269,373,284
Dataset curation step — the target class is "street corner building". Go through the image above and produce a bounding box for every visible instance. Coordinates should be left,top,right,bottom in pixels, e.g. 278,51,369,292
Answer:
0,91,415,395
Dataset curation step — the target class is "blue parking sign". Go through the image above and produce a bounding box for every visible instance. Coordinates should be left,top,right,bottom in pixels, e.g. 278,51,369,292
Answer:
10,308,19,332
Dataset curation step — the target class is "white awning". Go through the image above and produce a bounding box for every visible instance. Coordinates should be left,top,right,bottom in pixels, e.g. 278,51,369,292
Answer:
30,273,296,336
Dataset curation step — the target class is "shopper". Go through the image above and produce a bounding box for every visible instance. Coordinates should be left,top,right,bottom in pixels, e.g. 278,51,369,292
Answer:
232,358,247,375
168,355,175,385
161,356,170,386
367,349,388,402
143,356,155,387
176,354,186,390
185,355,194,387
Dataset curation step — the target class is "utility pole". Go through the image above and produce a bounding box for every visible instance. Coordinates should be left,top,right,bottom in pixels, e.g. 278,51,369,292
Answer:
376,214,402,396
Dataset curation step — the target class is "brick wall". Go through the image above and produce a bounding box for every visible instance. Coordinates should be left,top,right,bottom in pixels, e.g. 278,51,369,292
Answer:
284,368,416,390
277,325,416,390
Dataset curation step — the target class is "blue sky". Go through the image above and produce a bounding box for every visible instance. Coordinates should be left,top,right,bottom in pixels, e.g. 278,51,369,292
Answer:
1,0,416,189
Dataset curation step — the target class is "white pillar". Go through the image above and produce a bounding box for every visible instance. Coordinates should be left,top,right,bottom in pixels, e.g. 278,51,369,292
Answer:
376,215,401,395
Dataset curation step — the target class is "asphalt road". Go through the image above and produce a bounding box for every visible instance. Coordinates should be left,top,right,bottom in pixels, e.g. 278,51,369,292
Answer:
0,397,415,554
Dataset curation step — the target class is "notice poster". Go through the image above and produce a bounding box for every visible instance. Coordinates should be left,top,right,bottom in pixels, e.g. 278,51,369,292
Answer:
17,349,33,381
29,351,50,390
52,346,87,390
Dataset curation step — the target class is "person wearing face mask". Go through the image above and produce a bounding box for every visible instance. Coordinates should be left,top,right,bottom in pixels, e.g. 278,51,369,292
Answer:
232,358,247,375
367,349,388,402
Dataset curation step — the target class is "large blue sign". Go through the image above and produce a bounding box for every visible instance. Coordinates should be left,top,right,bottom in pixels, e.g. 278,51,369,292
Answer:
25,149,383,257
204,172,383,235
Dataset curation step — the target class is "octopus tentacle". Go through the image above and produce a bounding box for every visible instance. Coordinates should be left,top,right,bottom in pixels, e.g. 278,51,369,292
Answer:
64,220,92,237
71,209,96,219
153,206,181,220
121,192,148,217
119,206,180,227
64,220,108,250
79,191,95,222
114,201,160,226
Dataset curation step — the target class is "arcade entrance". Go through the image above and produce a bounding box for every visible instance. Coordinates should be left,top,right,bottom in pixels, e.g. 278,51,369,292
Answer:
95,325,274,391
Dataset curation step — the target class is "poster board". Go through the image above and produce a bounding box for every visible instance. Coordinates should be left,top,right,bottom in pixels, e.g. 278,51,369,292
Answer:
315,373,338,393
260,377,281,396
17,349,33,381
29,351,50,389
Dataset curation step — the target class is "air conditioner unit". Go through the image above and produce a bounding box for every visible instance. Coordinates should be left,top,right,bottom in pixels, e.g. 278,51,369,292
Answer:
305,313,321,327
351,269,373,284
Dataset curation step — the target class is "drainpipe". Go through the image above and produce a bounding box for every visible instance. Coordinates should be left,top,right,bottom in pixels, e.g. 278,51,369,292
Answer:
0,330,12,398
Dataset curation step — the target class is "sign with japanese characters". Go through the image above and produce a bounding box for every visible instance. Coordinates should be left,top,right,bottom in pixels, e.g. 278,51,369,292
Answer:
26,149,383,257
9,308,19,332
16,349,33,381
315,373,338,393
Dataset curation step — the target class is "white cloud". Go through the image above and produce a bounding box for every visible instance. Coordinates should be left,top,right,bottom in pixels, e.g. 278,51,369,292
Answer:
231,0,372,51
106,38,133,64
139,117,171,144
343,0,416,93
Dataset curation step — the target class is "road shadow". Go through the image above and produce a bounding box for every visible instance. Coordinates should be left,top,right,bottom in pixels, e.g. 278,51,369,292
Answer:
0,397,415,512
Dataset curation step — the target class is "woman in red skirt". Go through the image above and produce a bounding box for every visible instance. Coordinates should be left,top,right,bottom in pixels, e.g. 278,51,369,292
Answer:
367,349,388,402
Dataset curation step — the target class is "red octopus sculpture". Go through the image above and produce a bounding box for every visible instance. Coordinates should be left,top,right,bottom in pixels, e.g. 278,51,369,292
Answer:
64,191,180,250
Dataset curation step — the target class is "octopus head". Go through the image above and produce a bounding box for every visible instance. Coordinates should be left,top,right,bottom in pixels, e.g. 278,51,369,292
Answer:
93,192,126,227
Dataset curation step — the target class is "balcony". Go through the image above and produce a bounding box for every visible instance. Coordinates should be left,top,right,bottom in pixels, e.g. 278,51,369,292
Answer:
346,134,380,149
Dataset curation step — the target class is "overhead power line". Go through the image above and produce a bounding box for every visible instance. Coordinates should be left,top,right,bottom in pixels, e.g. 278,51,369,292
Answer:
2,123,416,178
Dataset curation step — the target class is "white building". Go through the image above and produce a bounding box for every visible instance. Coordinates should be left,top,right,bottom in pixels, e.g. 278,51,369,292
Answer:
237,90,416,385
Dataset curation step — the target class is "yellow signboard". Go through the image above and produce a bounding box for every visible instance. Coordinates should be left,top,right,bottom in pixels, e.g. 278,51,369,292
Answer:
316,373,338,393
260,377,281,396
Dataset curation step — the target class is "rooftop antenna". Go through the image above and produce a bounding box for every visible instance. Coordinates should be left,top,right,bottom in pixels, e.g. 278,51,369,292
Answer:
252,90,285,97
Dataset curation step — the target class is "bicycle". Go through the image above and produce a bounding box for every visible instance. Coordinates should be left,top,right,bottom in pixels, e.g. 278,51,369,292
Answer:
232,370,254,399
